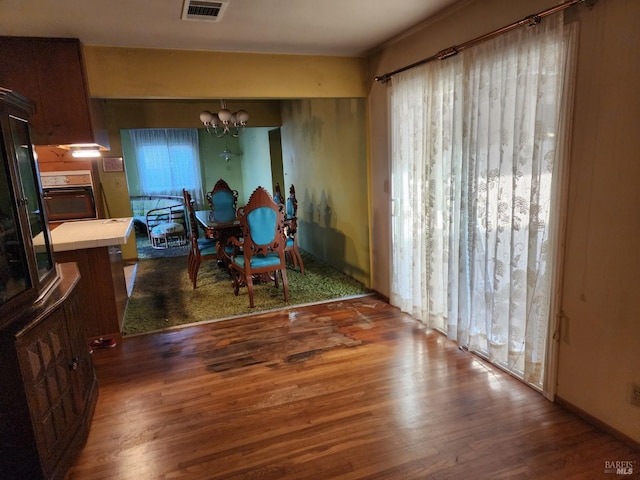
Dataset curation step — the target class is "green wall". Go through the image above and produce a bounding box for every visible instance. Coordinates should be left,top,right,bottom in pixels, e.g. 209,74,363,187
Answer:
239,128,276,204
199,130,244,207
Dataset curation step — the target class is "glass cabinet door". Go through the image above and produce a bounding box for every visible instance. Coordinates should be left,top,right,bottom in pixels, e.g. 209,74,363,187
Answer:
10,115,54,281
0,139,30,304
0,88,59,328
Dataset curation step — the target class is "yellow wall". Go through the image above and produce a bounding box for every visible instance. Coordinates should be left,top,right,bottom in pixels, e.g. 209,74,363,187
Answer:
83,47,369,99
367,0,640,443
556,0,640,445
98,110,136,259
281,98,369,285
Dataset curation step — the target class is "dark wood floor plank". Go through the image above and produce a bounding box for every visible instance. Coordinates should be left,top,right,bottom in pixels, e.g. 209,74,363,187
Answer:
66,296,637,479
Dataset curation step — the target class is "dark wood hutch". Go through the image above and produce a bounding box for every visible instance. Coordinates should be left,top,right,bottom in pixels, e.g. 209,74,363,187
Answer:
0,89,98,478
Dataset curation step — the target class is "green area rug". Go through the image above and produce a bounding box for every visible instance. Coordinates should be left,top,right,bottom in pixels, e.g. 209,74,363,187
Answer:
123,250,372,336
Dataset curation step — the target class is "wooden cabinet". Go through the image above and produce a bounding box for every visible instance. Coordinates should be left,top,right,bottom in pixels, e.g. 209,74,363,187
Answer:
0,36,109,148
0,262,98,479
0,84,97,480
56,245,128,340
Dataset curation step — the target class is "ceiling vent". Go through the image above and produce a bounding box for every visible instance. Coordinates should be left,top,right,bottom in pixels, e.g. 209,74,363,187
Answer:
181,0,228,22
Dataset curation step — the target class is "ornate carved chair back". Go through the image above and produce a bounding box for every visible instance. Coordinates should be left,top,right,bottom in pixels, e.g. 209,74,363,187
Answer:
182,188,199,239
227,186,289,307
286,184,297,219
206,179,238,224
273,182,284,205
284,184,304,273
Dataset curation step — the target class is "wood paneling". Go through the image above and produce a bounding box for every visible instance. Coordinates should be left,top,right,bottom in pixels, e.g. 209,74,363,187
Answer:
0,263,98,479
0,36,108,148
56,247,127,340
67,296,638,479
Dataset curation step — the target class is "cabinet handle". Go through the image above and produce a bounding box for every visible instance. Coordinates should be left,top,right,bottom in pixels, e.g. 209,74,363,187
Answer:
69,356,80,371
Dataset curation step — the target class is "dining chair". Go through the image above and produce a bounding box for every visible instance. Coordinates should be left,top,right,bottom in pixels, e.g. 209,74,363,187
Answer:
182,188,200,238
273,182,284,205
206,179,238,224
187,235,218,289
183,189,217,288
226,186,289,308
202,182,241,264
284,184,305,273
182,189,217,247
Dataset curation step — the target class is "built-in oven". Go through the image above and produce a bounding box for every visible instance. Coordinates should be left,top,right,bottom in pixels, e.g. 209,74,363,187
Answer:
40,170,98,222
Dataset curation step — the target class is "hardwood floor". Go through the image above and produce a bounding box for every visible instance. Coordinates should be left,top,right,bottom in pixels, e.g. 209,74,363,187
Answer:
66,296,637,479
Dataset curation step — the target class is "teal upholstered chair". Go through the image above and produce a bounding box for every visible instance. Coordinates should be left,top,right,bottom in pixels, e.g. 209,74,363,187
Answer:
226,186,288,308
284,184,304,273
183,189,217,288
182,189,216,247
206,179,238,224
187,235,218,289
273,182,284,205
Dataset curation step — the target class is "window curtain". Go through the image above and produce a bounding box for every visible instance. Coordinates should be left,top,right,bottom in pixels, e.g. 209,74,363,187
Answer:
390,15,576,392
129,128,203,205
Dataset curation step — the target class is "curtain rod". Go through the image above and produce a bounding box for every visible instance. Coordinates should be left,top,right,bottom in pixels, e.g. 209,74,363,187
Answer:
374,0,597,84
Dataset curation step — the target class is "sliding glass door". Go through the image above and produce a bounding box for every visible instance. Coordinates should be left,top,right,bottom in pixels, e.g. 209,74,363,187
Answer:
390,15,577,394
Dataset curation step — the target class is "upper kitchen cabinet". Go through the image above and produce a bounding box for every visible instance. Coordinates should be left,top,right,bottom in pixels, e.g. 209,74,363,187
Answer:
0,36,109,149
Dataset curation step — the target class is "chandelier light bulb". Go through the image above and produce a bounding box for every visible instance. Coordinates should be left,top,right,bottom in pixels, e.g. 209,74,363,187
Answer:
199,110,214,124
200,100,248,138
218,108,232,123
236,110,249,124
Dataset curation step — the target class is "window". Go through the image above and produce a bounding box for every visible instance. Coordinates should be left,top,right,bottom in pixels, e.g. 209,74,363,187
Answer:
127,129,203,203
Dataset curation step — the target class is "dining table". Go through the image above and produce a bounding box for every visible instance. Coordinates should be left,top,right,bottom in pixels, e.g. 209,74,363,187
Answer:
194,210,242,262
195,210,241,240
194,209,297,258
194,210,295,239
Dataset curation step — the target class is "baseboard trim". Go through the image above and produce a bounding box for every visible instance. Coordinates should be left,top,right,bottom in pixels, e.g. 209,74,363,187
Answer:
372,289,389,303
554,395,640,451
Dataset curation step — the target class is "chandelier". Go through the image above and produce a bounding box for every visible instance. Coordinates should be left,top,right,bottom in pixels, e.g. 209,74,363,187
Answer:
219,142,235,162
199,100,248,138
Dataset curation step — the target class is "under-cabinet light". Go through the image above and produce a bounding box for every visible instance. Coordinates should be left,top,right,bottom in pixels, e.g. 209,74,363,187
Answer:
71,148,101,158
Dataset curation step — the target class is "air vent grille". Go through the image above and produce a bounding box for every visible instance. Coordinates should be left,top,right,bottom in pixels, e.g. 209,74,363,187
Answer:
182,0,228,22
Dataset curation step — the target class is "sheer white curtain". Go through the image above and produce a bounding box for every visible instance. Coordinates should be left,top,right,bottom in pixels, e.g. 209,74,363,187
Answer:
129,128,203,205
390,15,576,391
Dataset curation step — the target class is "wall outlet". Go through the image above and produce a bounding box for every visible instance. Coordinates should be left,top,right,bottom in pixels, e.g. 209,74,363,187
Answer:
631,383,640,407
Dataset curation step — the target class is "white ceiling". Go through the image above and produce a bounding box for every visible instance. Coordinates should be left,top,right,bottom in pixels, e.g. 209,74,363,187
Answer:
0,0,462,57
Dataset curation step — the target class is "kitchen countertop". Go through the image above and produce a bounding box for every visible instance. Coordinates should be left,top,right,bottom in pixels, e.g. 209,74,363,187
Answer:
47,217,134,252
